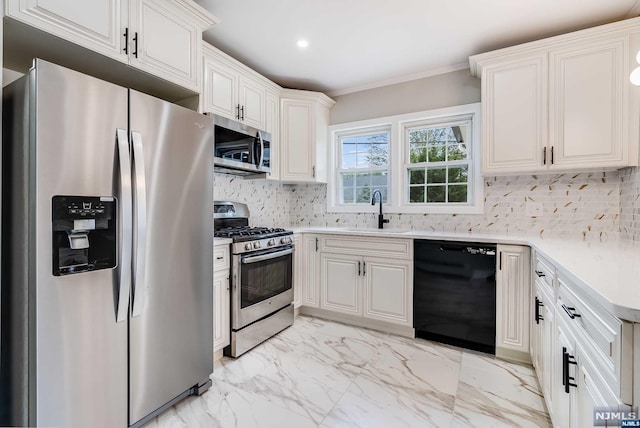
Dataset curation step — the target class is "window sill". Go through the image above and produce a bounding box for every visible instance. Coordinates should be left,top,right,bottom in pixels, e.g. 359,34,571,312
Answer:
327,203,484,215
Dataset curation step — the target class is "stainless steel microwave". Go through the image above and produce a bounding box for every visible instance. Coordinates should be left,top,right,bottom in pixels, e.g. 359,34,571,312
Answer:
210,113,271,176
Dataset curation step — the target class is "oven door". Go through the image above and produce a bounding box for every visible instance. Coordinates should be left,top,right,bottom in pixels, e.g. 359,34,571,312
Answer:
232,245,293,330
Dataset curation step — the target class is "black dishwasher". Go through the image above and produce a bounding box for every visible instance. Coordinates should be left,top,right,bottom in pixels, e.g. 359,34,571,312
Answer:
414,240,497,354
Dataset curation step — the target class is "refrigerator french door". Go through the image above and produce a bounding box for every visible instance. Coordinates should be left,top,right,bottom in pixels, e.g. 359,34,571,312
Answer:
0,59,213,428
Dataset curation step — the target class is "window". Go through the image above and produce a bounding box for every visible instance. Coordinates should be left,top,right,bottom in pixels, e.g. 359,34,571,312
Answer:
327,103,482,214
406,119,472,204
337,127,390,204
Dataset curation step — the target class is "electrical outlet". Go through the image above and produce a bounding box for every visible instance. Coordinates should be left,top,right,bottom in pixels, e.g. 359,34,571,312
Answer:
526,201,543,217
313,204,324,214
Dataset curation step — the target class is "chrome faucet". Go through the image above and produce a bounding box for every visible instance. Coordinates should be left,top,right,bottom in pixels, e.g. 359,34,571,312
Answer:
371,189,389,229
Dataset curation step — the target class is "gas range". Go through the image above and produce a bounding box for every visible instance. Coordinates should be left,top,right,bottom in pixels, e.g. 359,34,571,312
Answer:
213,201,293,254
213,200,295,358
214,226,293,254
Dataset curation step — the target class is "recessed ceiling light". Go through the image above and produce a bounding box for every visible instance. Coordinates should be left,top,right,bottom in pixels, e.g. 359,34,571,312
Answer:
297,39,309,48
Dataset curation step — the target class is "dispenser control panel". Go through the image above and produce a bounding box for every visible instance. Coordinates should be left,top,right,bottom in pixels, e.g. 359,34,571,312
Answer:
52,195,117,276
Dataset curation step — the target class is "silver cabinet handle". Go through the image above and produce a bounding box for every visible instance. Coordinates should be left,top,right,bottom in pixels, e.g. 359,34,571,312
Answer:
116,129,132,323
131,131,147,318
241,248,293,264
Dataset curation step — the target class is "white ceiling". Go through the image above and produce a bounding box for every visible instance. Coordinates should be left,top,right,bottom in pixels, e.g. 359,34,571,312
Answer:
196,0,640,96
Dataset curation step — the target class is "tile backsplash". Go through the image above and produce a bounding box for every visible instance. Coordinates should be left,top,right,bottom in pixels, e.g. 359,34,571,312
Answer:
214,171,630,242
289,172,620,242
620,166,640,242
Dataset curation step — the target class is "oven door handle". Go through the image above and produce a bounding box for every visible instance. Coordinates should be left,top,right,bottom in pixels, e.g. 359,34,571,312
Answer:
241,248,293,264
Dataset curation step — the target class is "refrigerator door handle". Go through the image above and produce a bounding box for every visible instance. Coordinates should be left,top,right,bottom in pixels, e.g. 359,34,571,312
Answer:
131,131,148,317
116,129,133,323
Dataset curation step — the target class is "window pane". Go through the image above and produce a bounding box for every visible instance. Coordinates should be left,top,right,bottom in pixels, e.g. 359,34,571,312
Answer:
371,171,388,186
448,185,467,203
409,129,428,143
356,187,371,203
342,172,354,187
342,153,357,168
355,172,371,186
426,168,446,183
364,143,388,167
427,146,445,162
427,186,446,203
409,169,425,184
448,166,468,183
447,143,468,161
409,186,425,203
343,188,355,203
342,138,358,154
409,143,427,163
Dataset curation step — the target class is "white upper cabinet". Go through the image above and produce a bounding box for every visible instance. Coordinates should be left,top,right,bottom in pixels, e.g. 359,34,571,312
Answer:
265,90,281,180
202,42,274,130
5,0,217,91
280,89,335,183
470,17,640,175
128,0,208,91
6,0,128,60
549,37,627,169
481,55,547,173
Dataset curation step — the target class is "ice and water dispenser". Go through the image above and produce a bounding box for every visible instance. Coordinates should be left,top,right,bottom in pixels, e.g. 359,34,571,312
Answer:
52,195,117,275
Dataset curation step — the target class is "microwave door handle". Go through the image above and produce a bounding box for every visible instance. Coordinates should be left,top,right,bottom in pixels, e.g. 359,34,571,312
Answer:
257,131,265,168
131,131,148,318
116,129,132,323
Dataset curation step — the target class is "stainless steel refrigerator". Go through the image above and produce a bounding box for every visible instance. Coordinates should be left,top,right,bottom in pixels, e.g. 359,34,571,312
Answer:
0,59,213,428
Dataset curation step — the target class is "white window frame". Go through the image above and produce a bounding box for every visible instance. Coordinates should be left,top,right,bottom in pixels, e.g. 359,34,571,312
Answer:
335,126,391,208
327,103,483,214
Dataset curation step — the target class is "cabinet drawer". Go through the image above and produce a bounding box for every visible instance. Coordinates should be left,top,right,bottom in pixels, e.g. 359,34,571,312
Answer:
533,253,554,293
557,274,622,392
321,236,411,258
214,245,230,272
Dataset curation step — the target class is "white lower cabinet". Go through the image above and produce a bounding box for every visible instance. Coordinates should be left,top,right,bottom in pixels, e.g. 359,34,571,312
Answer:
320,252,361,316
363,257,412,325
531,251,633,428
213,244,230,354
292,233,303,308
303,235,413,329
301,234,320,308
213,273,230,352
496,244,531,361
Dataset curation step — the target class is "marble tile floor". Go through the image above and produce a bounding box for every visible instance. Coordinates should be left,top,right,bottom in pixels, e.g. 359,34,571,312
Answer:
145,315,551,428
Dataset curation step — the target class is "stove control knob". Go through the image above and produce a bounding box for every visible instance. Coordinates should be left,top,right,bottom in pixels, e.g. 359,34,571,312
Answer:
244,243,252,251
253,241,261,249
280,237,287,245
267,239,276,247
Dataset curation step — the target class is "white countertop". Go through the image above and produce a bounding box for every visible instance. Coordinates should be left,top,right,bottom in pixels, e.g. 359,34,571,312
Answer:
291,226,640,323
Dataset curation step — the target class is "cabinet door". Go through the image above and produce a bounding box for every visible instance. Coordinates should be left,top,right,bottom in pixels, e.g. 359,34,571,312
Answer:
292,234,303,308
265,90,281,181
362,257,412,326
549,37,627,169
213,272,230,352
531,284,543,372
302,235,320,308
553,318,576,428
482,55,547,174
280,98,315,182
320,252,361,316
7,0,128,62
541,289,555,418
203,53,239,119
496,245,531,357
128,0,201,91
238,75,266,130
575,342,622,428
